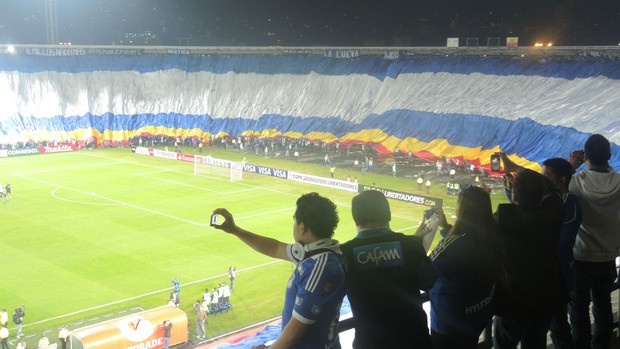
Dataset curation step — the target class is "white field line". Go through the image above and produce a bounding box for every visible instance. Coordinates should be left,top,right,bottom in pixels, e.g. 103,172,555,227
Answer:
399,225,422,232
20,173,297,225
10,154,444,335
19,260,284,330
42,153,443,223
37,152,429,224
16,161,121,175
51,187,122,206
15,173,206,226
84,154,422,223
80,152,301,198
135,172,259,195
392,213,422,223
234,206,297,221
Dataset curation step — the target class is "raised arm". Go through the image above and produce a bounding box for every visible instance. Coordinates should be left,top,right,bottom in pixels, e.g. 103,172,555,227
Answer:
499,151,524,174
251,317,310,349
211,208,289,261
568,149,585,170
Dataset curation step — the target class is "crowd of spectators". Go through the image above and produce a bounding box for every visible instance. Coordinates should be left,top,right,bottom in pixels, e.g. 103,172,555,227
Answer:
209,133,619,349
0,140,67,150
2,134,493,185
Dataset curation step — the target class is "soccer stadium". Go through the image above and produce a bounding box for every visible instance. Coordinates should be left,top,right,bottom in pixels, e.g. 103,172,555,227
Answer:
1,41,620,349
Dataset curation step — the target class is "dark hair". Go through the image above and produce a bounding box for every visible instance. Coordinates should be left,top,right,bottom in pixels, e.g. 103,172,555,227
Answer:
294,192,339,238
351,190,391,227
513,169,545,211
542,157,574,183
584,134,611,166
453,186,494,238
452,186,500,282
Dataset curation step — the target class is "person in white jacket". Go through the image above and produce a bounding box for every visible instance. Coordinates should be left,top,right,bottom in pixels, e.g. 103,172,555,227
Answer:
38,334,49,349
567,134,620,349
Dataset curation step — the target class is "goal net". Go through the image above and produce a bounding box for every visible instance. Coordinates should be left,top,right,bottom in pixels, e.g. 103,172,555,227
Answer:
194,155,246,182
230,159,246,182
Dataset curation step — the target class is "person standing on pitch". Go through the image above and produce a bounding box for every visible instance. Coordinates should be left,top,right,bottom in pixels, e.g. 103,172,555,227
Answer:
228,267,236,292
13,306,25,338
171,278,181,293
212,192,346,349
194,300,207,339
58,326,70,349
38,334,49,349
162,320,173,349
0,326,8,349
0,309,7,328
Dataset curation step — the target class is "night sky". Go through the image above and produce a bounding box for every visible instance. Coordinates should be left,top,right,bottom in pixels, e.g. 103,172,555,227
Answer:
0,0,619,46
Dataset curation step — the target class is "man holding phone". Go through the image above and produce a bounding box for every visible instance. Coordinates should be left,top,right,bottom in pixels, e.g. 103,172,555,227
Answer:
566,135,620,349
211,192,346,349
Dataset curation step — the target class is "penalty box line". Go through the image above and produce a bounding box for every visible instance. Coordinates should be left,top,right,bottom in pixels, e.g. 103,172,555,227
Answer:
15,173,206,226
16,173,296,227
62,152,431,224
81,152,303,198
134,171,259,195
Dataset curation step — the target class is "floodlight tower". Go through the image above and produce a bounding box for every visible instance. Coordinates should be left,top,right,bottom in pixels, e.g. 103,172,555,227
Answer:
44,0,59,44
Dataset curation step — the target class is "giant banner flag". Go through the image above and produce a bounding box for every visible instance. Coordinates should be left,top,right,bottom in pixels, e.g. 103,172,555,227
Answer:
1,51,619,170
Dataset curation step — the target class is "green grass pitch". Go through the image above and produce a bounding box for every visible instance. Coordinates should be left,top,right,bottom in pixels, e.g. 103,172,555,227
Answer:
0,147,508,346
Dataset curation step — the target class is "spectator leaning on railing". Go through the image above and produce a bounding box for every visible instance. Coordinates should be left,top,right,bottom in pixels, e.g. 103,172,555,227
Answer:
541,158,583,349
340,190,437,349
212,192,346,349
500,153,583,349
428,186,500,349
493,169,565,349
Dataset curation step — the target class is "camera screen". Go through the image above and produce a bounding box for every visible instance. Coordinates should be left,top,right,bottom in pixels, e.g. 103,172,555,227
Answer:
210,214,220,226
424,208,435,220
491,154,500,171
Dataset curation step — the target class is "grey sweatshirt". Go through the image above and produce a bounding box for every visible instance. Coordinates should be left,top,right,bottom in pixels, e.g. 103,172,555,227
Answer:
570,168,620,262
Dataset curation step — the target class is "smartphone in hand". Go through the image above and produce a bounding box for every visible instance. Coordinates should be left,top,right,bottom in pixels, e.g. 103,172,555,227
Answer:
490,153,501,171
210,214,221,226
